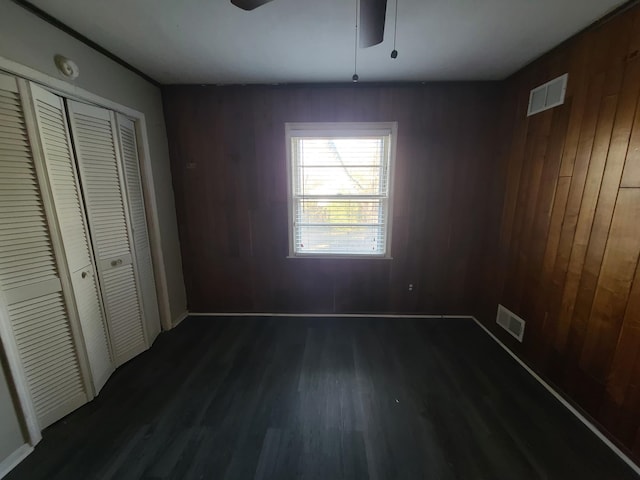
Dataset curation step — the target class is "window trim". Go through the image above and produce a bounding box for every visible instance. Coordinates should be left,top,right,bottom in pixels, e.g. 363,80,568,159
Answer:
285,122,397,259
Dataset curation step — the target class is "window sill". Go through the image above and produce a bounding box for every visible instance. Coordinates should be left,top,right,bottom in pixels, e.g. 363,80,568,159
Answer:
286,255,393,260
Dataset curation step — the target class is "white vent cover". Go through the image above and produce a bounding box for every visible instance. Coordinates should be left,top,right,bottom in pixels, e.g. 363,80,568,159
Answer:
527,73,568,116
496,304,526,342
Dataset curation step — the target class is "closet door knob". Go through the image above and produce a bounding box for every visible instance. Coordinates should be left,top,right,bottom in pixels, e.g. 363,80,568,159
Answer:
81,271,88,279
110,259,123,267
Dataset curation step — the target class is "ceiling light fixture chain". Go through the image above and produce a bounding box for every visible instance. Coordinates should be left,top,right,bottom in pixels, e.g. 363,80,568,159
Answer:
353,0,359,82
391,0,398,58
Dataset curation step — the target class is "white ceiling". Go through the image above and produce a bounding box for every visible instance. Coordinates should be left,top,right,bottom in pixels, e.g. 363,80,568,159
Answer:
30,0,625,84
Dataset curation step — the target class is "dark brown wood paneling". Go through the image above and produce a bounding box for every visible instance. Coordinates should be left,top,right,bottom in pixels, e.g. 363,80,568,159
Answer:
163,83,501,315
580,189,640,378
476,3,640,461
600,295,640,447
620,91,640,187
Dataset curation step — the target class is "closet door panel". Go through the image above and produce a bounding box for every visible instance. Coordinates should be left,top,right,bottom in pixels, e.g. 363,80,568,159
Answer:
69,267,112,391
0,74,87,429
67,101,147,366
116,115,161,341
101,263,145,357
30,85,114,393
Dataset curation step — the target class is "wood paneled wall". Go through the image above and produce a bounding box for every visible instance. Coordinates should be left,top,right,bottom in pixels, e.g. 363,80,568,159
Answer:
163,84,500,314
475,4,640,459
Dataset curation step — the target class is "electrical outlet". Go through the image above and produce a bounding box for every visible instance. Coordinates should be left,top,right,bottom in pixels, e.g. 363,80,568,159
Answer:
408,283,414,292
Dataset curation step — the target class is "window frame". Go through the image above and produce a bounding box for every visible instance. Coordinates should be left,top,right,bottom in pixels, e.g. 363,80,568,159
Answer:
285,122,397,259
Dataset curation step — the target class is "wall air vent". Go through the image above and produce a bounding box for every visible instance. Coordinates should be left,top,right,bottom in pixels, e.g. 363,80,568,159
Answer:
527,73,568,116
496,304,525,342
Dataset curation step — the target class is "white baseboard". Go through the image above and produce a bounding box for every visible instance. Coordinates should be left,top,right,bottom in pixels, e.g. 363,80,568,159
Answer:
172,310,189,328
0,444,33,479
469,315,640,477
187,312,465,319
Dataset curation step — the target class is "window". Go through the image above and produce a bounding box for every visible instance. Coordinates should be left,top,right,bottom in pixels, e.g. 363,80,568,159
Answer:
286,122,397,258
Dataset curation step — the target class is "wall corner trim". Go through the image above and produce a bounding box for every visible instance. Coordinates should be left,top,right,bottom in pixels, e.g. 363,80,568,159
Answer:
469,316,640,477
0,444,33,480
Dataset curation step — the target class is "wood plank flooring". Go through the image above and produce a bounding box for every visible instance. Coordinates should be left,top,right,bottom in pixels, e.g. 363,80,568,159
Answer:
7,317,638,479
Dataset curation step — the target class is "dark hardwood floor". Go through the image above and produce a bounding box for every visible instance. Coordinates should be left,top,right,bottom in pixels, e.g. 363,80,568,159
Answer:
7,316,637,479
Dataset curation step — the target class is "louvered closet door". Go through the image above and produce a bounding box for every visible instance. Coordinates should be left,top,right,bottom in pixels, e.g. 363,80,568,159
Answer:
29,84,114,393
0,73,87,428
66,100,148,366
116,115,161,342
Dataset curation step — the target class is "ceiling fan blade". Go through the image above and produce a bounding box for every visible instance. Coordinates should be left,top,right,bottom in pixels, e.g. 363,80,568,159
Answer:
231,0,274,11
359,0,387,47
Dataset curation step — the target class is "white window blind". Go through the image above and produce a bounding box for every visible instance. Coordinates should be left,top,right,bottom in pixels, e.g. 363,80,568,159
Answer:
286,123,396,258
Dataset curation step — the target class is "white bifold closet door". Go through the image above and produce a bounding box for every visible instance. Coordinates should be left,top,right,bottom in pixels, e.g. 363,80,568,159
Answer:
28,84,114,393
0,73,88,428
66,100,148,366
115,115,161,341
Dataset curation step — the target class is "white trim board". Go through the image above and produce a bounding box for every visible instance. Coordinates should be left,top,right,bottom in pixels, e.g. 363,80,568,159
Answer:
469,316,640,477
0,56,144,118
0,444,33,480
188,312,466,319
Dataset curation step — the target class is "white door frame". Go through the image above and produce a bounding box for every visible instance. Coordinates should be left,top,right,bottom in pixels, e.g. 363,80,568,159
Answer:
0,55,173,334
